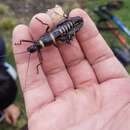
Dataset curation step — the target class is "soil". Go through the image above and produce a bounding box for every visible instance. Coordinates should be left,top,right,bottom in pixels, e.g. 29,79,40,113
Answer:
0,0,85,19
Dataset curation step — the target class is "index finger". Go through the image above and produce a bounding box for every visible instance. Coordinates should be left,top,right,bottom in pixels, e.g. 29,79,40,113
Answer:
70,9,129,83
12,25,54,117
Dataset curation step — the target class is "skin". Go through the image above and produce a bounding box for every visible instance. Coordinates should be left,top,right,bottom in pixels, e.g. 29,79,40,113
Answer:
4,104,20,125
12,9,130,130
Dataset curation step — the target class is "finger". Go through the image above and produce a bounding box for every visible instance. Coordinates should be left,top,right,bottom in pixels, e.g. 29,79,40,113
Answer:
12,25,54,117
29,13,74,96
58,38,97,88
4,113,12,124
70,9,129,83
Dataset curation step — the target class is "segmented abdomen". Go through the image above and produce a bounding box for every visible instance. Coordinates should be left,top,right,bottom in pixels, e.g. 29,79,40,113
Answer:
59,21,74,34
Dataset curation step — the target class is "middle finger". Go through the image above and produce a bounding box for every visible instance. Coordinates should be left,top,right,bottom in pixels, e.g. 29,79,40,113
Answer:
29,13,74,96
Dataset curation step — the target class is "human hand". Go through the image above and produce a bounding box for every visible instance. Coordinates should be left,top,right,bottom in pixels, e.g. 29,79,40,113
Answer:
4,104,20,125
12,9,130,130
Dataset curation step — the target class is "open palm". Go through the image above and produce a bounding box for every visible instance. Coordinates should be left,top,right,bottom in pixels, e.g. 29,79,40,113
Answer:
12,9,130,130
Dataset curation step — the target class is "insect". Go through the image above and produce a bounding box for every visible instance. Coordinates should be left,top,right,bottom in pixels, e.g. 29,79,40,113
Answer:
14,15,83,88
15,16,84,53
0,8,83,89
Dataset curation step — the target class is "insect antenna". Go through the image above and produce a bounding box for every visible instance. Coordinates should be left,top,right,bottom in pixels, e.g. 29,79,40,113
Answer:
35,17,49,26
14,40,35,45
35,17,50,32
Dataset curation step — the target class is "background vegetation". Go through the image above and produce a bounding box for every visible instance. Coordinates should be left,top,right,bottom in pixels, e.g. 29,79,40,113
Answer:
0,0,129,129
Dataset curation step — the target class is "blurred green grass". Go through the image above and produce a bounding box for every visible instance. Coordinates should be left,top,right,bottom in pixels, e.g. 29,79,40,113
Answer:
0,0,130,130
86,0,130,73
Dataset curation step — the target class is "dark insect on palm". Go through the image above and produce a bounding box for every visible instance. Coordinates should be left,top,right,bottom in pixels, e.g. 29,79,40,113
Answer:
15,16,83,52
10,13,84,89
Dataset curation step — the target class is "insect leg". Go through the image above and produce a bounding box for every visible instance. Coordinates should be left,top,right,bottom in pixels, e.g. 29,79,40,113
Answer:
59,34,71,44
23,53,31,90
36,49,44,74
35,17,50,32
36,63,41,74
65,40,71,45
45,26,50,33
65,30,75,44
52,43,58,48
15,40,34,45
